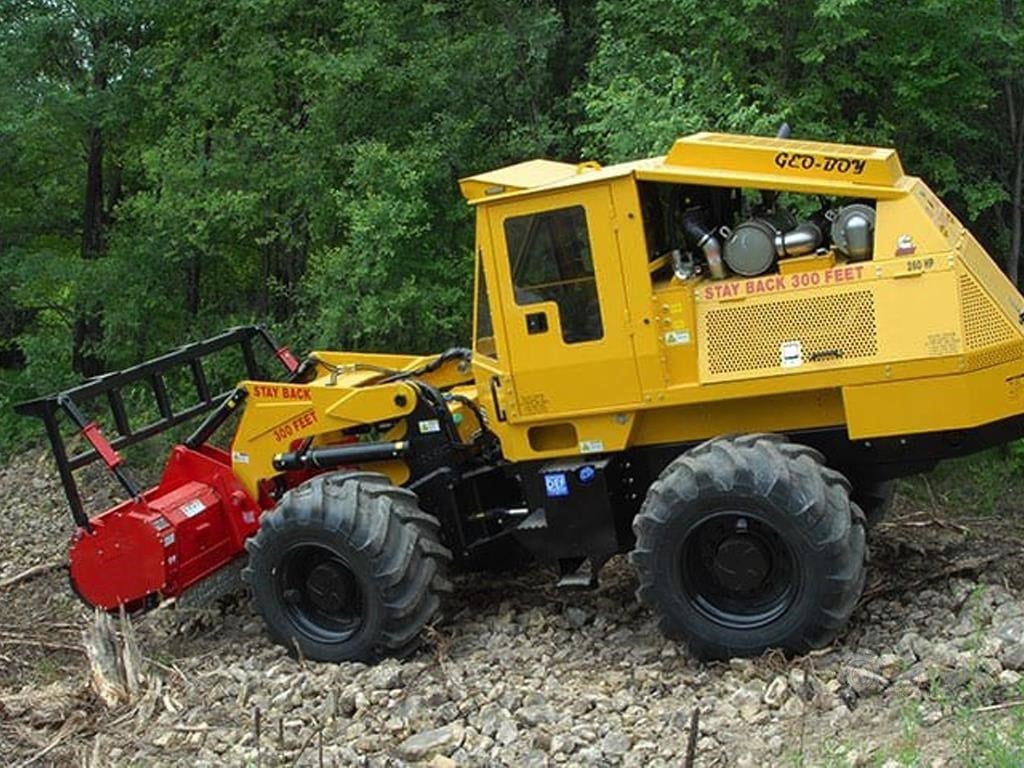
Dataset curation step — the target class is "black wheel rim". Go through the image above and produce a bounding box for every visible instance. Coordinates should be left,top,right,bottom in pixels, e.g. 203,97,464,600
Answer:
277,543,365,644
679,510,799,630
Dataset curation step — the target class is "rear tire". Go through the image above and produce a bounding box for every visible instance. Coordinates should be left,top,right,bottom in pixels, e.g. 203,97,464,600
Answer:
243,472,451,663
630,434,866,660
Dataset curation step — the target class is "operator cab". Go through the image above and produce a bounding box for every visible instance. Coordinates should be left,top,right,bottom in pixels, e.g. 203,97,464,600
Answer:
465,167,644,425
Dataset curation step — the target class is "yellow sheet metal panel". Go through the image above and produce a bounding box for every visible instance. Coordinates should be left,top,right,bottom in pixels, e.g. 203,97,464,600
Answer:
778,253,835,274
695,270,878,383
873,269,963,361
958,270,1019,349
465,133,916,207
485,183,644,420
873,182,958,261
842,356,1024,439
910,181,961,243
650,282,699,387
958,229,1024,328
691,258,962,385
610,177,667,398
633,389,846,445
489,411,636,461
954,265,1024,371
708,291,873,377
665,133,905,188
634,166,913,201
488,157,658,201
459,160,579,202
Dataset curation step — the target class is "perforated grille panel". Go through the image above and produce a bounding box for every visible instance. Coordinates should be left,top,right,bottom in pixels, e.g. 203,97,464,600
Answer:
959,273,1016,351
703,291,877,376
967,343,1023,371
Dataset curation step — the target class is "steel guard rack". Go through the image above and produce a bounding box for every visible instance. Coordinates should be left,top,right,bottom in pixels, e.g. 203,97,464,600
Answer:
15,325,298,530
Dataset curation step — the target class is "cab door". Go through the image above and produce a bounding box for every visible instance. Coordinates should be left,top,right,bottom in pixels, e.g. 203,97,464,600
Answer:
489,184,642,419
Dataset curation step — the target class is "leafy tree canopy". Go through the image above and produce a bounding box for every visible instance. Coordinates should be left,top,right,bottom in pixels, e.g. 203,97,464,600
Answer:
1,0,1021,452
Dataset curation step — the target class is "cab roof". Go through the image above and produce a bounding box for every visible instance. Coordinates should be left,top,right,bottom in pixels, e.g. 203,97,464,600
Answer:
459,132,912,204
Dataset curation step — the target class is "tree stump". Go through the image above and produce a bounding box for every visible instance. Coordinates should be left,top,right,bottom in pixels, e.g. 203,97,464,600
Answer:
81,609,145,708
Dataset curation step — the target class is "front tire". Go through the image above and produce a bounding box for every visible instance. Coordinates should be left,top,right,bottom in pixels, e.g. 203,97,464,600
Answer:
243,472,451,663
630,435,866,659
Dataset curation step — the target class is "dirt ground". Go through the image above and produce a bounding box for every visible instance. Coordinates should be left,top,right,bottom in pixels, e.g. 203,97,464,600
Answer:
1,449,1023,767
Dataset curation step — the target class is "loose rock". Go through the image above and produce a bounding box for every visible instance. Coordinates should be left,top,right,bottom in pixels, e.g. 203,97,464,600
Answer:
763,675,789,709
397,723,465,760
845,667,890,697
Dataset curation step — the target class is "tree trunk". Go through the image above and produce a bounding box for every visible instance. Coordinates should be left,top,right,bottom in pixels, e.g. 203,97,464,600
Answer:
259,245,271,316
1002,0,1023,286
186,127,214,317
73,125,105,376
73,16,111,378
779,17,797,91
82,127,104,259
1012,136,1023,287
185,256,201,316
1004,76,1023,286
105,161,123,221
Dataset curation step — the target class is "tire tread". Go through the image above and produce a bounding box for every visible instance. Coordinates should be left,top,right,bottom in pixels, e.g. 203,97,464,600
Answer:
243,472,451,663
630,434,866,660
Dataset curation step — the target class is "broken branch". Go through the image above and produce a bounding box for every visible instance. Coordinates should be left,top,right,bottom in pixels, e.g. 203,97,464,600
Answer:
0,560,65,590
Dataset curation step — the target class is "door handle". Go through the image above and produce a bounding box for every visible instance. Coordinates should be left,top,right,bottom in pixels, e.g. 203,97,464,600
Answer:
489,375,507,422
526,311,548,335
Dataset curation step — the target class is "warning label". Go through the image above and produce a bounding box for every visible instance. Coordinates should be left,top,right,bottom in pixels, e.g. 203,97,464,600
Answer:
702,265,866,301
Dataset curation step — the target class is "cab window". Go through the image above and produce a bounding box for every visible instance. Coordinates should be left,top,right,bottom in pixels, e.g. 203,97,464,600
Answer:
474,254,498,359
503,205,603,344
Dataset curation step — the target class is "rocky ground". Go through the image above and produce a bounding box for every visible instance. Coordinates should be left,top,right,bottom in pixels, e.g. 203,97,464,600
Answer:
1,450,1023,767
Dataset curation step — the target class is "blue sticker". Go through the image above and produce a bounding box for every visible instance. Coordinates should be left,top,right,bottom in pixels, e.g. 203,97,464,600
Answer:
544,473,570,497
577,465,596,484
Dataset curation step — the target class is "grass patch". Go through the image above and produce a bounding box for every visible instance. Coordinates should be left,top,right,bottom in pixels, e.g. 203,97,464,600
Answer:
32,653,71,685
899,443,1024,519
958,701,1024,766
884,701,925,766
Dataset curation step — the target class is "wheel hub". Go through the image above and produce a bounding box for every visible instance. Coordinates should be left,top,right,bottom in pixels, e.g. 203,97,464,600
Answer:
712,534,770,592
279,544,365,642
306,561,356,614
680,510,798,630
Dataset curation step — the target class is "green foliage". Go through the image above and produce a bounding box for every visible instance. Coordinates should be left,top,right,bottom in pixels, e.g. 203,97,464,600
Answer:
582,0,1014,225
1,0,1022,459
0,0,595,454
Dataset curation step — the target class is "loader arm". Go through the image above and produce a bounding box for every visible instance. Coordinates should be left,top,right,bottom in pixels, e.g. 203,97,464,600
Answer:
231,349,484,499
